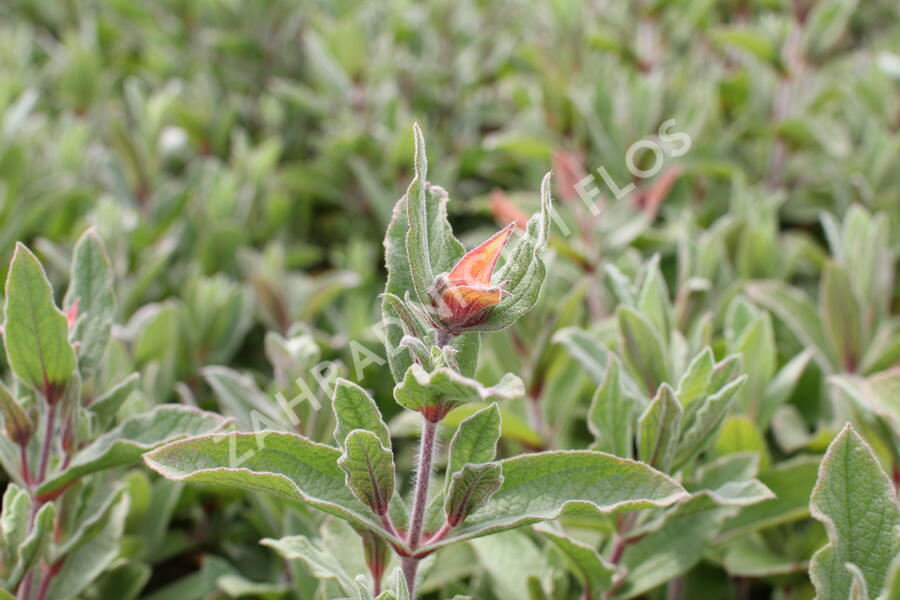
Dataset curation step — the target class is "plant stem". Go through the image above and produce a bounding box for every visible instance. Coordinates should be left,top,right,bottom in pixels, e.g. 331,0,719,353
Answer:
380,514,402,540
403,417,439,596
666,576,685,600
435,329,451,349
34,571,53,600
37,402,57,483
20,445,32,489
603,512,640,599
18,573,35,600
425,521,452,545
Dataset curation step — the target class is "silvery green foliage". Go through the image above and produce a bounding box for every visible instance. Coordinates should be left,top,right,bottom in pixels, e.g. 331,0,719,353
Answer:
0,232,229,599
809,425,900,600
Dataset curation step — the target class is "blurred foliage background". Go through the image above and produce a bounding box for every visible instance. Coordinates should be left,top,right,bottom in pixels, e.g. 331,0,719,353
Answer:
0,0,898,598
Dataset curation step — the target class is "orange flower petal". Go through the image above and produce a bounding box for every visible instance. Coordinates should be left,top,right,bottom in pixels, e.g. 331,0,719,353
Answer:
439,285,503,323
447,223,515,286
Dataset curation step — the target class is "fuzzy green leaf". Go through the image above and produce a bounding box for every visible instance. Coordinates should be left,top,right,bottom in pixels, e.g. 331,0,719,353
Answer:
553,326,611,381
64,229,116,377
446,403,501,484
89,372,140,426
146,431,396,541
394,364,523,418
636,255,673,344
1,486,55,589
821,262,863,371
0,381,31,446
338,430,395,516
534,525,616,597
673,375,747,471
809,424,900,600
745,280,838,372
637,384,682,471
3,243,77,391
716,455,821,544
47,493,128,600
264,535,356,595
405,123,438,306
333,379,391,449
37,405,230,498
618,306,669,397
445,462,503,526
676,347,714,408
588,357,633,458
435,450,687,549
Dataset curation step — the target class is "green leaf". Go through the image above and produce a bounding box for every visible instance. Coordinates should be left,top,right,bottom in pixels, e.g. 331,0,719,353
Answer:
725,298,775,418
618,306,670,397
745,280,838,373
263,535,356,595
48,493,129,600
810,424,900,600
470,531,544,599
716,455,821,544
760,349,812,427
711,27,780,67
676,348,714,408
673,376,747,471
821,262,863,371
405,123,437,306
445,462,503,526
338,430,396,516
638,384,682,471
436,450,687,549
393,364,522,420
553,326,612,384
803,0,859,58
714,416,770,471
446,403,501,485
3,243,77,391
722,534,809,577
879,555,900,600
203,365,285,432
636,255,673,344
146,431,395,541
588,357,634,458
533,525,616,597
0,380,31,446
333,379,391,449
37,405,230,498
381,567,410,600
618,494,736,598
442,403,541,449
478,172,553,331
1,485,56,589
64,229,116,377
89,372,140,426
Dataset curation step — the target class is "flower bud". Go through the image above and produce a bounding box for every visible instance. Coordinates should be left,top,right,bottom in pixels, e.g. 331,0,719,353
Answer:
428,223,514,333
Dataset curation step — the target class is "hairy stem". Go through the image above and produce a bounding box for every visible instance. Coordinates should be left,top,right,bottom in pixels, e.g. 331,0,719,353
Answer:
603,512,640,599
36,402,57,483
403,418,439,595
20,445,32,489
666,576,685,600
34,572,53,600
435,329,451,349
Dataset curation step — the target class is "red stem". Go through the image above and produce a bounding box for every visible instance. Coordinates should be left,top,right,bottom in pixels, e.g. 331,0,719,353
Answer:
36,402,57,483
402,418,439,596
20,445,32,489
